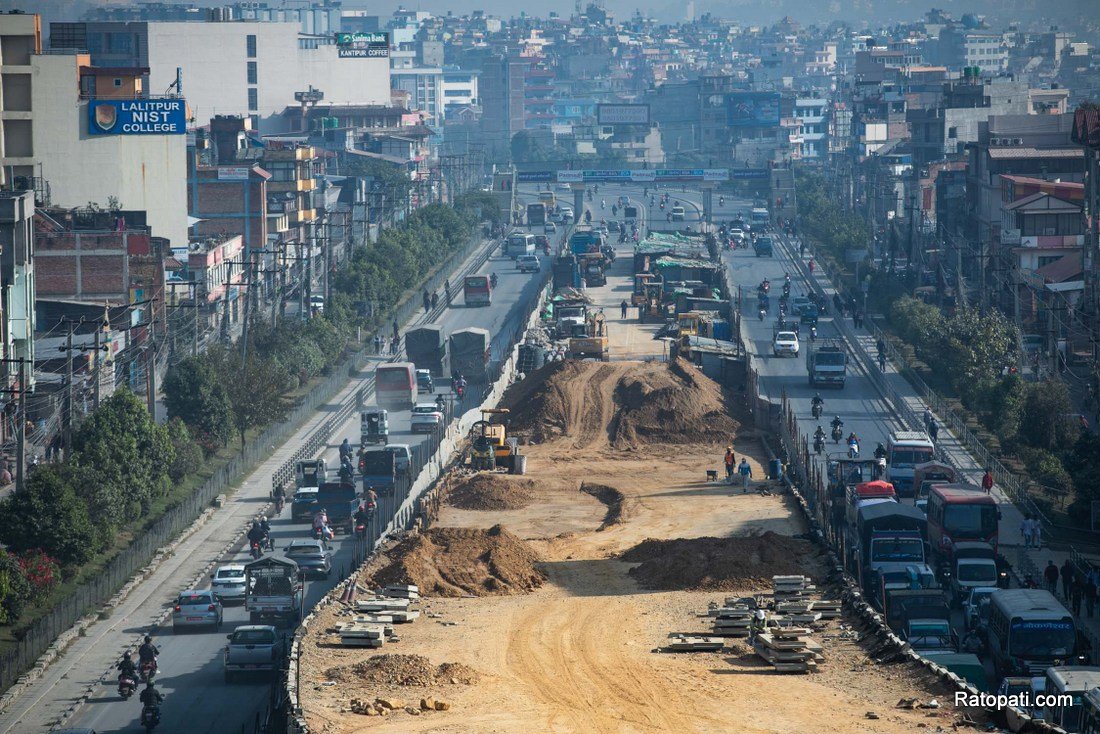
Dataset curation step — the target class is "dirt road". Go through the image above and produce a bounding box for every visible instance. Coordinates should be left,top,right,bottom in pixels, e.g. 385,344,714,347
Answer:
300,356,961,734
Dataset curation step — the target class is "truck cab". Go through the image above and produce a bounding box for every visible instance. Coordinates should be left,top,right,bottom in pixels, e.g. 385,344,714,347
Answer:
948,542,999,606
806,340,847,388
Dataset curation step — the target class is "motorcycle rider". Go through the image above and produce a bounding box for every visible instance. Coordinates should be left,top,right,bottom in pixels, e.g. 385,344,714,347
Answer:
140,682,164,724
435,393,446,413
490,272,498,288
353,503,372,531
138,636,159,675
847,432,860,455
809,325,817,342
312,508,328,533
874,443,887,461
830,416,844,432
259,515,273,550
813,426,826,452
247,520,266,556
454,375,468,400
811,393,824,414
117,651,137,681
339,438,353,463
272,483,285,514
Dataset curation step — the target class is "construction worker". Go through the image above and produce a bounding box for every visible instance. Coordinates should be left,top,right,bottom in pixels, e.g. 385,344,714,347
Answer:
737,458,752,493
724,447,735,484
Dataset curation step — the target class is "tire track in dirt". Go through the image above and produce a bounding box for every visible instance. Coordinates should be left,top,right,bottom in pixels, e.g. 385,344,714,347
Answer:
573,363,627,449
504,561,720,734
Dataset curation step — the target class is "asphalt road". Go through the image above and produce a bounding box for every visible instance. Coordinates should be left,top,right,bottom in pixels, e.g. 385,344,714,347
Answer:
64,246,550,734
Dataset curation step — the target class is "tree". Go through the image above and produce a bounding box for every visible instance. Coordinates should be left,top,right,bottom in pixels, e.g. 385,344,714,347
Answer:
454,191,505,226
0,548,31,625
163,356,234,448
18,550,60,604
69,390,175,524
0,466,98,566
166,418,203,483
1020,380,1075,451
342,155,411,220
211,346,290,447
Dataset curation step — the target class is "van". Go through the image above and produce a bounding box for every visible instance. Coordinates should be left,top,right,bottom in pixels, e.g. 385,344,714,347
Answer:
670,205,686,222
504,233,535,258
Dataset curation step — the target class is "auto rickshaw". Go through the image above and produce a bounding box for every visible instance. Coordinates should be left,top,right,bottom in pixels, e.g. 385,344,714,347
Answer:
360,409,389,446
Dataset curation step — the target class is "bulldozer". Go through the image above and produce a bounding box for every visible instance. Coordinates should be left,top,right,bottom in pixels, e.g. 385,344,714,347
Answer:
469,408,515,471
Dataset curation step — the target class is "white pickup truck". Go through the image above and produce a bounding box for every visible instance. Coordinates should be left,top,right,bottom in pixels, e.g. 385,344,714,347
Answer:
223,625,285,682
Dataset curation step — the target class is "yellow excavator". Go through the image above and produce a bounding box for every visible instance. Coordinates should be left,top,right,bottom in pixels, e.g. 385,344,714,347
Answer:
469,408,514,471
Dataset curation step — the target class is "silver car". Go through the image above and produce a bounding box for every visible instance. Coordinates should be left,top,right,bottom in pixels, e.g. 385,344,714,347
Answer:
212,564,247,603
172,589,223,632
285,540,332,579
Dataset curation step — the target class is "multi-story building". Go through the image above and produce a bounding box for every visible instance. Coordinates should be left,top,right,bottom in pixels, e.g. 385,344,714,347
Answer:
442,68,479,111
937,27,1008,72
794,98,828,159
1,14,188,247
391,64,444,126
478,53,527,158
0,191,35,396
49,19,392,134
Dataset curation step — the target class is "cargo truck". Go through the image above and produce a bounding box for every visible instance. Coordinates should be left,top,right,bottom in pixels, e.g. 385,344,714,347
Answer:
806,339,848,388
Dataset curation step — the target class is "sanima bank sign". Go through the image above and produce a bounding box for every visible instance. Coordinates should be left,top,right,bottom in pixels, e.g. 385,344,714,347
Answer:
335,32,389,58
88,99,186,135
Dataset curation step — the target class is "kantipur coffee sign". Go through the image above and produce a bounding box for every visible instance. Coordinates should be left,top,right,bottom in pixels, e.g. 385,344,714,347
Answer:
88,99,186,135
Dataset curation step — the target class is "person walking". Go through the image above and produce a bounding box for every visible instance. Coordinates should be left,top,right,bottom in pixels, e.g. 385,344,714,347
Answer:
431,292,439,310
422,289,431,313
1061,559,1076,600
1044,561,1060,594
1072,577,1085,617
1032,517,1043,548
724,447,735,485
1020,515,1034,549
373,334,383,355
620,300,629,320
392,320,400,344
737,458,752,494
981,468,994,494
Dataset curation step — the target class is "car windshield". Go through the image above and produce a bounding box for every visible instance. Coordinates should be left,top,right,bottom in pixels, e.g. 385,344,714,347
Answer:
777,332,797,342
1010,620,1075,658
287,546,322,557
216,569,245,580
413,405,438,414
958,563,997,582
232,629,275,644
890,448,935,466
870,537,924,563
943,504,998,537
816,352,845,366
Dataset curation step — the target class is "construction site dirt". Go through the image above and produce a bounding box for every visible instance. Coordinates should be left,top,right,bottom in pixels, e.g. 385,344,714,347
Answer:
299,348,968,733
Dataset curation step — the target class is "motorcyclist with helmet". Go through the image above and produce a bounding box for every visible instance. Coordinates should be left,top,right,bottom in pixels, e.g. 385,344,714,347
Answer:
117,651,138,680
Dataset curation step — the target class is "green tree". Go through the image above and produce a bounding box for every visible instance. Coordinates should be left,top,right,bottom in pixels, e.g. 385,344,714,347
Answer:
0,548,30,625
1020,380,1075,451
69,390,175,524
0,466,98,565
342,155,411,219
454,191,505,226
211,346,290,447
166,418,203,483
163,356,234,448
1067,431,1100,517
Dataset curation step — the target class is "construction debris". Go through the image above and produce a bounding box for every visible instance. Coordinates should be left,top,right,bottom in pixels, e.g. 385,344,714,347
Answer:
663,634,725,652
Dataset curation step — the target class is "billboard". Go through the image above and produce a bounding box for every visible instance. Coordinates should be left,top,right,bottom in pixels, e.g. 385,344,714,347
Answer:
88,99,186,135
597,104,650,126
726,92,781,128
335,31,389,58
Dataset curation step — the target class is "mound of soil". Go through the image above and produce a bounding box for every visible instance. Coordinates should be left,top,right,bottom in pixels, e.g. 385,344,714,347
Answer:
327,654,481,687
446,474,538,511
622,531,824,591
366,525,546,597
610,358,739,449
500,358,739,449
580,482,628,531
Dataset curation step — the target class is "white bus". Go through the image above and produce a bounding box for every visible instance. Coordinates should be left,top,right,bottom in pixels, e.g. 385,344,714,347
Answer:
987,589,1080,679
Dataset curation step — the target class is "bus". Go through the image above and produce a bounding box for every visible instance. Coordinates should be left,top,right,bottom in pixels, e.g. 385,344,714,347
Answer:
926,484,999,557
538,191,555,210
987,589,1080,678
750,207,770,227
463,275,492,307
526,202,546,227
885,430,936,496
374,362,416,410
1043,667,1100,733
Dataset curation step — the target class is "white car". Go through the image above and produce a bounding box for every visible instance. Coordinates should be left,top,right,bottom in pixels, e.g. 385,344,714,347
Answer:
560,206,574,221
309,295,325,314
729,228,745,242
410,403,444,433
384,443,412,475
544,221,558,234
211,564,247,603
670,205,686,221
773,331,800,357
517,255,540,273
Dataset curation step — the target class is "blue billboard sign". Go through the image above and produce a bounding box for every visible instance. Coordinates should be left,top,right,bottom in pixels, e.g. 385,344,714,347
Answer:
730,169,769,180
726,92,781,128
517,171,553,183
537,169,732,183
88,99,186,135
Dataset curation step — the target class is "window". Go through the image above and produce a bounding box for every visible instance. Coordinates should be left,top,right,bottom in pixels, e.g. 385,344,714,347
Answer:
248,87,258,111
246,34,257,58
948,126,957,139
247,61,257,85
113,78,122,87
108,32,131,54
1038,255,1061,268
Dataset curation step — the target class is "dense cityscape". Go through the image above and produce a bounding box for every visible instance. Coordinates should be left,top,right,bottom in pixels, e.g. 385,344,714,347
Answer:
0,1,1097,733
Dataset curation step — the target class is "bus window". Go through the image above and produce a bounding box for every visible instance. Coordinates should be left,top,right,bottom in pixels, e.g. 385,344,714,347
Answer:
944,504,998,538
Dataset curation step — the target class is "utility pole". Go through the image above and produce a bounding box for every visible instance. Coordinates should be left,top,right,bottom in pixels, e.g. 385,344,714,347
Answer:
16,360,26,493
145,313,159,418
93,326,102,410
63,321,74,462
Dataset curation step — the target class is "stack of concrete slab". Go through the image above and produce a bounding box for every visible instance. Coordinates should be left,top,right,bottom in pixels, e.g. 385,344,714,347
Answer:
383,584,420,601
449,327,491,383
752,627,823,673
338,622,387,648
772,575,816,601
710,603,754,638
406,327,447,377
354,595,421,623
811,600,841,620
665,634,725,652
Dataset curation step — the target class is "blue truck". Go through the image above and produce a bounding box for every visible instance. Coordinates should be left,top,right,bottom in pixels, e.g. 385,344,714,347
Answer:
358,448,396,496
315,481,360,535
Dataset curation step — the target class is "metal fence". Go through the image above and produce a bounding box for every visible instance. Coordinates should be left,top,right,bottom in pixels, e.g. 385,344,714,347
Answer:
0,231,500,698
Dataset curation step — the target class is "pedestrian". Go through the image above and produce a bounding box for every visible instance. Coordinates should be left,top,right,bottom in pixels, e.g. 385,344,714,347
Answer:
0,462,10,486
390,336,399,355
1044,561,1060,594
422,289,431,313
431,292,439,310
981,468,994,494
392,320,399,343
1062,559,1076,600
373,334,382,354
737,458,752,494
1032,518,1043,548
928,420,939,443
620,300,629,320
1020,515,1033,549
724,447,735,484
808,259,815,275
1087,574,1098,618
1072,577,1085,617
799,240,806,258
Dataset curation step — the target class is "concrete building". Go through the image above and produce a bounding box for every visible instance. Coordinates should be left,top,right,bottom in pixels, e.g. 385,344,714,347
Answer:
478,54,527,158
0,15,189,248
49,20,392,134
442,68,478,111
0,191,35,393
391,65,444,126
937,27,1008,72
794,98,828,159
